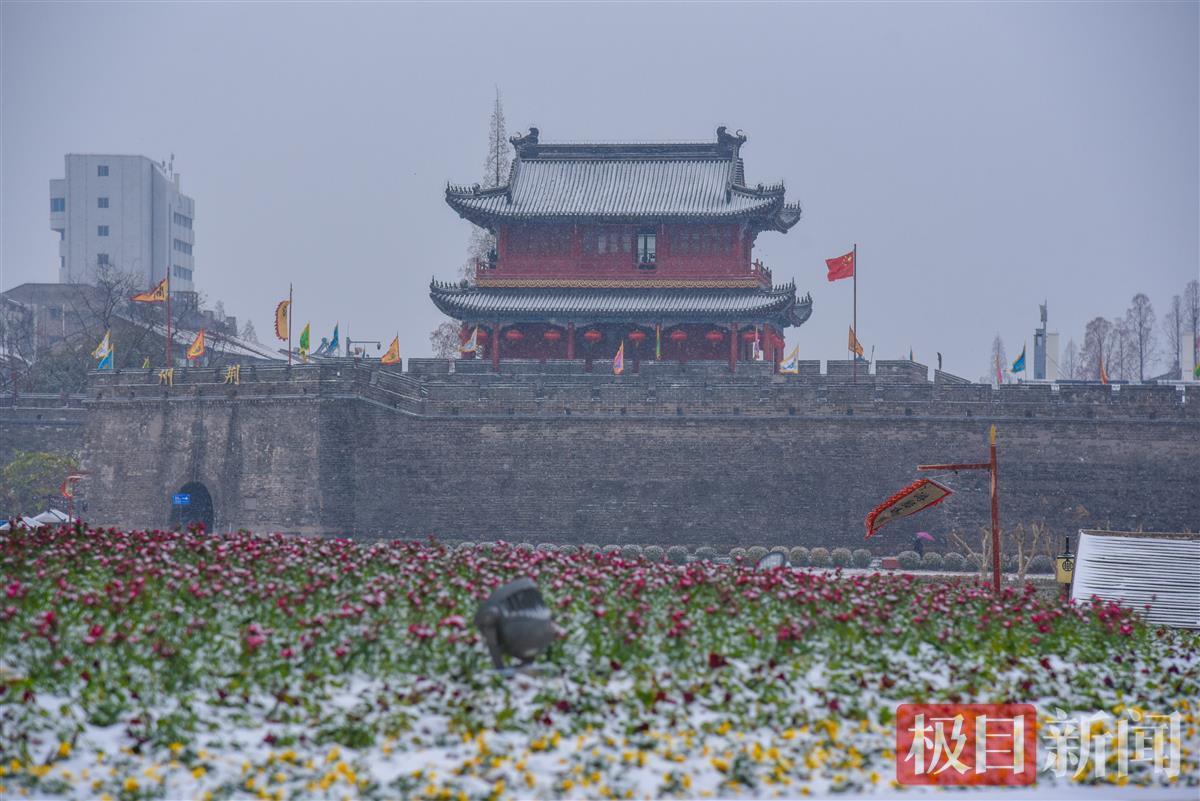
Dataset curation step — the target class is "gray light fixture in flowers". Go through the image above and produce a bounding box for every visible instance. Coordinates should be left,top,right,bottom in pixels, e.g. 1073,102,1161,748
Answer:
756,551,788,571
474,577,554,672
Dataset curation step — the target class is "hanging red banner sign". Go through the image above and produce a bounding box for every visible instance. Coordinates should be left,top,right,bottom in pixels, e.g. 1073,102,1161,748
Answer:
865,478,953,539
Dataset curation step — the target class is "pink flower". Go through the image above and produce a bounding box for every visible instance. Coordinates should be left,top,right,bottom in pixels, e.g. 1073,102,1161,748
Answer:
83,624,104,645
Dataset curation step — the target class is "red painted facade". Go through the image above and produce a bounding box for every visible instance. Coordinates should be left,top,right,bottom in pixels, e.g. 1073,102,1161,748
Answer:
490,223,763,283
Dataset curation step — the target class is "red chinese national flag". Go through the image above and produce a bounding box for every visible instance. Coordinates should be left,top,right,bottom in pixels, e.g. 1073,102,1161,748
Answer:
826,250,855,282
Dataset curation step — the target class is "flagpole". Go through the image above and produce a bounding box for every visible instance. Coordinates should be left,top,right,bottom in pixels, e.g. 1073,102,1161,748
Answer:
288,283,293,367
165,272,172,367
852,243,858,381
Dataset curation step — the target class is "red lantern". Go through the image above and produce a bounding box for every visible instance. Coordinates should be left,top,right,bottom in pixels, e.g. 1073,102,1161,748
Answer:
741,330,758,343
669,330,688,343
627,330,647,344
583,330,603,344
705,330,725,343
543,329,562,342
504,329,524,343
476,329,489,342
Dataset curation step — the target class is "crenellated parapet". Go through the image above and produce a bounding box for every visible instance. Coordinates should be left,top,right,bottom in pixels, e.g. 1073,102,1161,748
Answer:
81,359,1196,422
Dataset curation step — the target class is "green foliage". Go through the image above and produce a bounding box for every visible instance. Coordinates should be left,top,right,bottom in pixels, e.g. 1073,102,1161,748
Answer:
922,552,945,571
852,548,873,568
897,550,922,570
643,545,664,563
1028,554,1055,574
728,547,747,562
666,545,688,565
694,546,716,562
620,544,642,560
944,552,968,572
830,547,853,567
789,546,810,566
746,546,768,563
0,450,77,514
808,547,830,567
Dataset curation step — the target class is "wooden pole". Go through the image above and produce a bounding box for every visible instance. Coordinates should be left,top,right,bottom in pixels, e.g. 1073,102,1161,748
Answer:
989,424,1002,590
287,283,293,366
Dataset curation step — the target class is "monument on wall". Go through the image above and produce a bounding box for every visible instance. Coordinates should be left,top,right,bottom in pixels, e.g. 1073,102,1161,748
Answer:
434,127,811,371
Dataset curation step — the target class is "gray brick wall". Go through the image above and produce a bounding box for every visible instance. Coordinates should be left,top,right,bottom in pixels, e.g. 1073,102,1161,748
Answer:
54,361,1200,547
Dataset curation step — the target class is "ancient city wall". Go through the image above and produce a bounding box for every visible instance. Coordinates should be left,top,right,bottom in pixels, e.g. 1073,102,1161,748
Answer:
0,395,87,466
72,360,1199,548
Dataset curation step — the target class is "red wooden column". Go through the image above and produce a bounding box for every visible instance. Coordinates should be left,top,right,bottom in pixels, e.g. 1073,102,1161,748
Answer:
567,322,575,360
492,324,501,372
729,323,739,373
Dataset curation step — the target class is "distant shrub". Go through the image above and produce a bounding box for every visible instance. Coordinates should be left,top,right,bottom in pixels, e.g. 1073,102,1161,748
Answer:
809,547,831,567
922,552,944,570
897,550,922,570
852,548,873,568
729,547,747,562
518,542,535,553
620,544,642,560
789,546,810,566
770,546,789,558
666,545,688,565
559,544,578,556
456,541,475,553
602,544,621,555
831,547,853,567
746,546,768,563
943,552,968,572
537,542,556,553
694,546,717,562
476,541,494,554
580,543,599,554
644,545,665,563
1028,554,1054,574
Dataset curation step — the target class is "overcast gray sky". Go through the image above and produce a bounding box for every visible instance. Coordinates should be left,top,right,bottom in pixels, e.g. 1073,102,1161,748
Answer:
2,1,1197,376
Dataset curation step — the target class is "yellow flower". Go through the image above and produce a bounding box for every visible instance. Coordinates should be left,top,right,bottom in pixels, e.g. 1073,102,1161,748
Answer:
491,779,505,796
711,757,730,773
525,772,536,788
716,721,731,736
561,778,575,791
682,774,692,790
870,771,880,784
326,746,342,764
781,729,796,740
192,766,207,779
123,777,139,792
169,742,184,755
58,742,72,758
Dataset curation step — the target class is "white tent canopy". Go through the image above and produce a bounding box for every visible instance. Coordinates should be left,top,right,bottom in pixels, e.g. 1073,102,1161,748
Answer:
1071,529,1200,629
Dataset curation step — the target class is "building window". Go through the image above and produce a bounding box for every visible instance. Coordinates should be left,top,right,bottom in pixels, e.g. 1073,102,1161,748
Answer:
674,225,731,255
97,197,109,208
97,165,109,177
173,212,192,229
173,239,193,256
637,231,657,266
97,225,109,236
50,197,65,212
507,225,570,256
47,306,62,320
582,229,632,255
172,265,193,281
97,253,110,266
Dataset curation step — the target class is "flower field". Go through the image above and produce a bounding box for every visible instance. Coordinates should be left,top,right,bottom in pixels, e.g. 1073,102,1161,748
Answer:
1,527,1197,800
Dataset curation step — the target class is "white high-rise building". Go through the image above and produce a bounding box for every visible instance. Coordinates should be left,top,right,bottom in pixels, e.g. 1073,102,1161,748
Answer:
49,154,195,293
